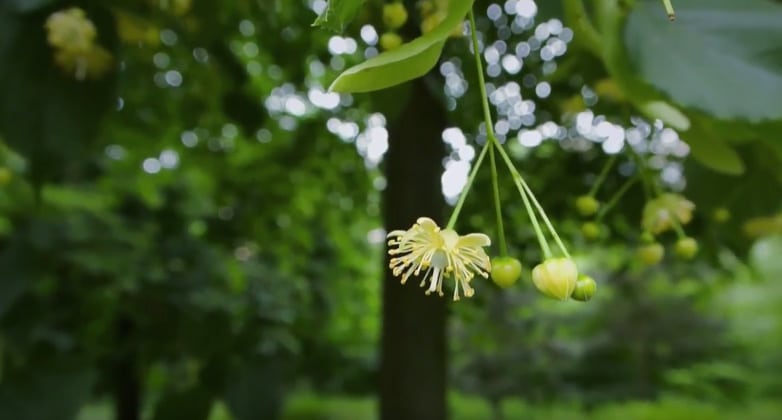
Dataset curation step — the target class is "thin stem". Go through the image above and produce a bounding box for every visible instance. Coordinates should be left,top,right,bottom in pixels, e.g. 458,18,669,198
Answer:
489,143,508,255
588,154,617,197
492,140,552,259
446,140,490,229
468,11,496,140
469,10,507,255
513,168,552,259
662,0,676,21
518,175,571,259
596,175,638,222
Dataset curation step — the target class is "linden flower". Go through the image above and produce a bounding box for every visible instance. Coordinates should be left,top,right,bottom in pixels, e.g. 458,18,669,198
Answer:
54,45,113,80
45,8,97,54
387,217,491,301
642,193,695,234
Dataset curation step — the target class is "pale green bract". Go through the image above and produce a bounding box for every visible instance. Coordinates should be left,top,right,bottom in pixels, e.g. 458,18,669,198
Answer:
329,0,475,93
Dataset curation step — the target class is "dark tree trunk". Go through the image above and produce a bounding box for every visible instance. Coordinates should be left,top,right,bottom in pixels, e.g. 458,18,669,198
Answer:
113,317,141,420
380,77,448,420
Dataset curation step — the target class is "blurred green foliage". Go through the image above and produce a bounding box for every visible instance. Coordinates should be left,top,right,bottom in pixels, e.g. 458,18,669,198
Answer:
0,0,781,418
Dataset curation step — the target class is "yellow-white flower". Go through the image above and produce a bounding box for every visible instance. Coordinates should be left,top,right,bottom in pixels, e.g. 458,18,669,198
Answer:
387,217,491,301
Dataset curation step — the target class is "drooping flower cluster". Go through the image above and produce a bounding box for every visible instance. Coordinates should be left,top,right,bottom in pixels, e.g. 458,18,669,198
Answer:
387,217,491,301
45,7,113,80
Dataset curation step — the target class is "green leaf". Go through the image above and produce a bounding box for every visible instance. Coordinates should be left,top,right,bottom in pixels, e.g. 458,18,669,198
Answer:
225,357,286,420
329,0,475,93
151,386,214,420
684,120,745,175
0,244,30,317
625,0,782,121
312,0,365,33
0,358,95,420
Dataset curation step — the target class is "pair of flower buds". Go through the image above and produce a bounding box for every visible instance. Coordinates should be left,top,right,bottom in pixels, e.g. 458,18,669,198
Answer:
387,217,596,302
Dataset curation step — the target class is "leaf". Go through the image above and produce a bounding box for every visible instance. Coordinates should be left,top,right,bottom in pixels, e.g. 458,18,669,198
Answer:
0,358,95,420
224,356,286,420
639,101,690,131
625,0,782,121
0,244,30,317
329,0,475,93
684,120,745,175
312,0,365,33
151,386,214,420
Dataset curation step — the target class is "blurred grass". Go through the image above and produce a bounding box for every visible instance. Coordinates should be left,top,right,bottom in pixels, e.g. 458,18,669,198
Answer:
77,393,782,420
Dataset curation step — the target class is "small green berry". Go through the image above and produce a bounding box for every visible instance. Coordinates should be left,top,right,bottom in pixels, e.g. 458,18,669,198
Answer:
491,257,522,288
379,32,402,50
571,275,597,302
713,207,730,223
532,258,578,301
581,222,601,240
575,195,600,217
636,242,664,266
674,237,698,260
382,3,408,30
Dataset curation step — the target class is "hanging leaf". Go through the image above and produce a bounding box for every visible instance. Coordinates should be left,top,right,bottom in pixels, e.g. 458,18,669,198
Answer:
625,0,782,122
329,0,475,93
312,0,365,33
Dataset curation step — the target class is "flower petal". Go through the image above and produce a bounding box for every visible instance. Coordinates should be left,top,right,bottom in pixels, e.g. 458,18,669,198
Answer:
416,217,440,231
458,233,491,248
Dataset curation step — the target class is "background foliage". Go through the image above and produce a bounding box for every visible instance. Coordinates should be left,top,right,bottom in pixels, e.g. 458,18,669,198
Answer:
0,0,781,419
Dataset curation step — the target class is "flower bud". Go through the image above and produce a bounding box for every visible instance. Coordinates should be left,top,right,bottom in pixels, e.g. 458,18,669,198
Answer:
382,3,408,30
636,242,664,266
674,236,698,260
571,275,597,302
532,258,578,301
575,195,600,217
379,32,403,51
491,257,522,288
581,222,601,240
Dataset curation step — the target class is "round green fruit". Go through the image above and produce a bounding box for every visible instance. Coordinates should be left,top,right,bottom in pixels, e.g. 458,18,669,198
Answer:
675,237,698,260
383,3,409,30
636,242,664,266
575,195,600,217
581,222,601,240
713,207,730,223
491,257,522,288
379,32,402,51
571,275,597,302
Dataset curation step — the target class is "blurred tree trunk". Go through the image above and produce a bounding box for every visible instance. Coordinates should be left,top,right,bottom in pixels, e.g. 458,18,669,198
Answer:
113,316,141,420
380,76,447,420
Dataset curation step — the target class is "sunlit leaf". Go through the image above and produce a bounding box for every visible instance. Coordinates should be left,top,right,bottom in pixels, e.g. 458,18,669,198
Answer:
329,0,475,93
625,0,782,121
312,0,365,33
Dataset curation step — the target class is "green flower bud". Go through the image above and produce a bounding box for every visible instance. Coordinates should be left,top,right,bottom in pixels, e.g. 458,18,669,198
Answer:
636,242,664,266
713,207,730,223
379,32,402,51
571,275,597,302
575,195,600,217
383,3,408,30
674,236,698,260
491,257,522,288
532,258,578,301
581,222,601,240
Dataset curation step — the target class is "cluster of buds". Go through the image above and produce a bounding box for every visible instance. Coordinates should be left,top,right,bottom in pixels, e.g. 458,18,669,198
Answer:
45,7,113,81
